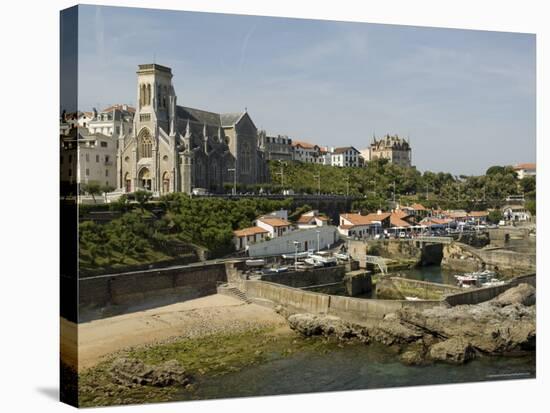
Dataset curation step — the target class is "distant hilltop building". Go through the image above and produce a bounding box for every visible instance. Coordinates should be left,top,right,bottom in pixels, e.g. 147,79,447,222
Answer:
258,130,293,161
512,163,536,179
330,146,361,167
291,141,325,164
361,134,412,168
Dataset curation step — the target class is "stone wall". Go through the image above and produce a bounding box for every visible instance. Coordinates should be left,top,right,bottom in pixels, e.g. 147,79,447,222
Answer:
242,280,331,313
259,265,346,288
442,242,535,276
242,279,443,321
347,239,443,268
328,295,441,322
376,277,462,300
444,273,536,306
79,263,227,321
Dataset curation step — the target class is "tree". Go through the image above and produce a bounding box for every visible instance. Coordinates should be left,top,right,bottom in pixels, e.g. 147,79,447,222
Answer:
525,199,536,216
487,210,503,224
486,165,507,175
134,190,152,212
521,176,536,198
82,182,102,204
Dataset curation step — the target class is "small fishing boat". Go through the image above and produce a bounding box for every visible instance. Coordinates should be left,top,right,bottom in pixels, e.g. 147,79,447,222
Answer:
245,259,265,267
455,270,500,288
304,258,324,267
281,252,309,259
267,266,288,273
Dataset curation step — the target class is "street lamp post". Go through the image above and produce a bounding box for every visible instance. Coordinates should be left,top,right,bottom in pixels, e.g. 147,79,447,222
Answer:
313,171,321,195
275,160,286,191
227,167,236,195
316,230,320,252
293,240,299,270
369,180,376,197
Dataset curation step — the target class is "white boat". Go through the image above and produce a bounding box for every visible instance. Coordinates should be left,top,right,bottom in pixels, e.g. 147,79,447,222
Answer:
266,266,288,273
309,254,337,266
245,259,265,267
281,252,309,259
334,253,349,260
304,258,324,267
405,296,420,301
455,270,500,288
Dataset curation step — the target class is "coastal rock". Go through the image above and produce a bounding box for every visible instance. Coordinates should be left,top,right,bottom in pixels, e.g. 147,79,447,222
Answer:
109,358,191,387
491,283,536,307
399,343,427,365
286,284,536,365
369,320,424,346
428,337,475,364
287,314,357,339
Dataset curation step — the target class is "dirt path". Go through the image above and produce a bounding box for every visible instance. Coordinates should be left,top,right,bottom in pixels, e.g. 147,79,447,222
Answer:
62,294,288,371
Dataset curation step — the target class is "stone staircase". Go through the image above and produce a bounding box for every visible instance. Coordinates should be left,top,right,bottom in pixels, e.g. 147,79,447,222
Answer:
218,284,253,304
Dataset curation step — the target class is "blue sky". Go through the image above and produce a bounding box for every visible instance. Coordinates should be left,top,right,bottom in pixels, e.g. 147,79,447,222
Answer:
76,5,535,175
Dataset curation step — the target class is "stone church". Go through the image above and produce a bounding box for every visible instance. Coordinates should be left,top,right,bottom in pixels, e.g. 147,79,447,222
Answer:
117,64,268,194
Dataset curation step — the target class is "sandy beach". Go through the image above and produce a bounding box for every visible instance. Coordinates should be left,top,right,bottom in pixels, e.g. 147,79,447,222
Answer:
61,294,288,371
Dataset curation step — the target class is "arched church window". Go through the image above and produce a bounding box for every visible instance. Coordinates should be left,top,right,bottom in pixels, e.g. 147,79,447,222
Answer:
138,129,153,159
146,84,151,105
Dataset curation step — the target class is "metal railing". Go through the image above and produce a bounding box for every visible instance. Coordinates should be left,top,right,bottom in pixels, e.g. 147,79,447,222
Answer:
363,255,388,274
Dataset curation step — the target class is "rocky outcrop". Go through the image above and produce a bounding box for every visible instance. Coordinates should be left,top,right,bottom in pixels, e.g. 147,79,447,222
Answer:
109,358,191,387
428,337,475,364
287,284,535,365
492,283,535,307
287,314,365,341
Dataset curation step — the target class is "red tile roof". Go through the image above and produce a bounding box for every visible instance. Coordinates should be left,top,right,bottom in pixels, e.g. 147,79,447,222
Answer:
340,213,375,226
513,163,536,170
468,211,489,217
297,214,315,224
363,212,392,222
390,215,411,228
411,203,427,211
292,141,318,149
233,226,268,237
393,209,410,219
102,104,136,113
257,217,292,227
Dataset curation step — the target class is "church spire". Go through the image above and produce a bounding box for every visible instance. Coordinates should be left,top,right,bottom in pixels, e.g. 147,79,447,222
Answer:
185,119,191,138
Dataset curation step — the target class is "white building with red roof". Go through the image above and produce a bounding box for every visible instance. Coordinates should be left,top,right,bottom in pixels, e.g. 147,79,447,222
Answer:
513,163,536,179
291,141,324,164
233,226,269,251
296,210,330,229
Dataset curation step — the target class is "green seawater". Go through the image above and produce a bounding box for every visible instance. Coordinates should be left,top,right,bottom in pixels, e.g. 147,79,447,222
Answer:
181,342,535,401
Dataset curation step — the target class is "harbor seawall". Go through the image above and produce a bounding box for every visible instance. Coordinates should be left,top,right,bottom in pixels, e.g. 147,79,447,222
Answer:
78,263,228,321
240,279,444,321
